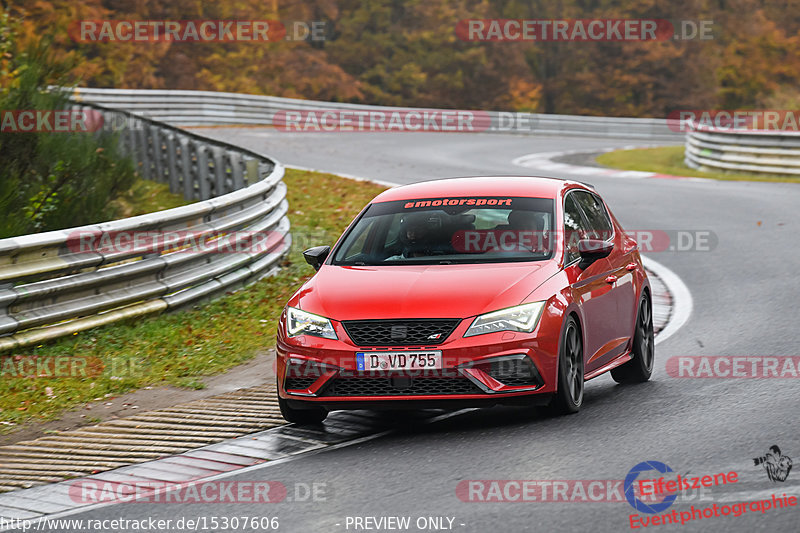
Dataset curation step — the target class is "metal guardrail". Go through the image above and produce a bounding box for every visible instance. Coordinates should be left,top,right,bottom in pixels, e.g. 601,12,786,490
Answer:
70,87,682,141
685,122,800,176
0,101,290,352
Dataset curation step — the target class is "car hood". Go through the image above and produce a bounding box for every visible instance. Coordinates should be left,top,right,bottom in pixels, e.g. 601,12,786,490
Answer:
291,262,559,320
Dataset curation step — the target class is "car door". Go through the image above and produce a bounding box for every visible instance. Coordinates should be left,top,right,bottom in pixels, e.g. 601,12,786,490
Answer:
572,190,636,365
563,192,618,374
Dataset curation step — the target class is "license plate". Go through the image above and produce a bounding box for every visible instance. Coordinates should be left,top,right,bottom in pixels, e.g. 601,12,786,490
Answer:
356,351,443,371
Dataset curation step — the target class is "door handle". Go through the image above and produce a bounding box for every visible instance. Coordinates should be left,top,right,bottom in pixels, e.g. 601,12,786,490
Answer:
626,263,637,271
605,275,618,284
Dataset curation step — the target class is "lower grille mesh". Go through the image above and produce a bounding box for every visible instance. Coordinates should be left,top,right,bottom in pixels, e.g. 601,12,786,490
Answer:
285,378,318,390
321,377,482,397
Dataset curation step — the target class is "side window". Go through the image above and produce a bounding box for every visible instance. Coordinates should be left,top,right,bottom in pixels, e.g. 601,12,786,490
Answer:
573,191,613,241
563,194,589,264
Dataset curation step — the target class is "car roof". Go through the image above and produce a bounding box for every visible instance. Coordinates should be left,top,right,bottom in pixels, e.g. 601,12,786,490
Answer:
371,176,592,203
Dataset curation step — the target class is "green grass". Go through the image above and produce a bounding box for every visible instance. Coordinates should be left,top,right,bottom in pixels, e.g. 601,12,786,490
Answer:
0,169,387,431
110,179,192,217
595,146,800,184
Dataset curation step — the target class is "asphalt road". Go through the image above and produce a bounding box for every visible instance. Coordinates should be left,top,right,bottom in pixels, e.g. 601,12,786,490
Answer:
37,130,800,532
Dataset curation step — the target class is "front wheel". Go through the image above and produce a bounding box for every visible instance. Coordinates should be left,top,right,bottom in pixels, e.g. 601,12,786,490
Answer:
547,315,584,415
611,292,655,384
278,391,328,425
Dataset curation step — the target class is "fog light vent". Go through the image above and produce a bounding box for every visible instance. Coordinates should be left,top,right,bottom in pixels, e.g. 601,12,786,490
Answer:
484,357,542,387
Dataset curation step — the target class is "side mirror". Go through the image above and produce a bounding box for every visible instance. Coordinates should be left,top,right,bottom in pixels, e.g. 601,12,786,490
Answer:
303,246,330,271
577,239,613,270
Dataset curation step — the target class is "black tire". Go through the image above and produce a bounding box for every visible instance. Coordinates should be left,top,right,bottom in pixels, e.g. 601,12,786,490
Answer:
611,292,655,384
548,315,584,415
278,393,328,424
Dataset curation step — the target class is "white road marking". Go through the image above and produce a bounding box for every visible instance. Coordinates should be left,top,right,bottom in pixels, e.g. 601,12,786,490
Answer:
613,170,656,178
511,146,675,180
570,167,612,175
642,256,693,346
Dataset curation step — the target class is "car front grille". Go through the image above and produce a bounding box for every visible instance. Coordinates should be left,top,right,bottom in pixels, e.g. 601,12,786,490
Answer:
320,376,483,397
341,319,460,346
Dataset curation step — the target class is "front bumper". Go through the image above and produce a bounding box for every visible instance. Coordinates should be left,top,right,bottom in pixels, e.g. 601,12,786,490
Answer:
276,311,562,407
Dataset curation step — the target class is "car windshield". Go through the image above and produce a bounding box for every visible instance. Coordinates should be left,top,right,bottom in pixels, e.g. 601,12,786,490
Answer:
332,196,555,265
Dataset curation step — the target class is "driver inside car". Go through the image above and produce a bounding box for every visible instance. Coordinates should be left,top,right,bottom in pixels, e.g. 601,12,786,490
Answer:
385,212,449,259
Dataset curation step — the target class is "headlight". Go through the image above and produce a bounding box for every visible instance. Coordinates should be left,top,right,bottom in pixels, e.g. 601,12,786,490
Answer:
464,302,546,337
286,307,337,339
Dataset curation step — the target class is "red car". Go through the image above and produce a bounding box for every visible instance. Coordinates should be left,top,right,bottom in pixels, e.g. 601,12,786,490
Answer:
276,177,654,424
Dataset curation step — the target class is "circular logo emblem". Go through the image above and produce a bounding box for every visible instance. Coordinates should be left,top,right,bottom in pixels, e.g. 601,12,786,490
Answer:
624,461,677,514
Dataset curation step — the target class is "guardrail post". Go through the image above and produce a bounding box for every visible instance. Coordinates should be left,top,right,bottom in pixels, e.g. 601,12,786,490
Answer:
135,126,151,180
230,153,245,190
150,127,165,183
212,147,229,196
195,145,213,200
163,131,180,194
245,159,259,186
179,137,196,201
